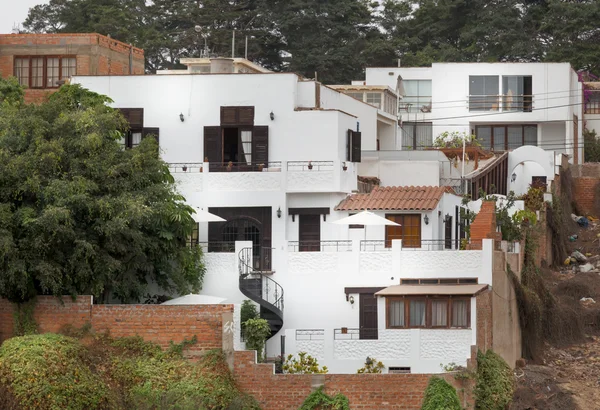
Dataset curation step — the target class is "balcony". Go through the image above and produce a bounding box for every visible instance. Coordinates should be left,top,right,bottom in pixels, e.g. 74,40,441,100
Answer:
468,94,533,112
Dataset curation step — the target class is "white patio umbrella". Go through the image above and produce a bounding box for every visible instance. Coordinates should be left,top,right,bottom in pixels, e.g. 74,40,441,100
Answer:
332,210,400,240
192,208,226,223
161,294,227,305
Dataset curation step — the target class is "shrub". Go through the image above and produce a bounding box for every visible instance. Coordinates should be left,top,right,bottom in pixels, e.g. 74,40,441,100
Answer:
475,350,514,410
282,352,328,374
240,299,259,324
357,356,385,374
421,376,461,410
243,318,271,362
299,387,349,410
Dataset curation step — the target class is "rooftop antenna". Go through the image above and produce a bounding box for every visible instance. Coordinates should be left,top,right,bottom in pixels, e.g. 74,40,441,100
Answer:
194,25,210,58
11,23,19,34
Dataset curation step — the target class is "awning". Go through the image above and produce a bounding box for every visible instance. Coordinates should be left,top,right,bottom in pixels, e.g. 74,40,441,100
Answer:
375,284,488,297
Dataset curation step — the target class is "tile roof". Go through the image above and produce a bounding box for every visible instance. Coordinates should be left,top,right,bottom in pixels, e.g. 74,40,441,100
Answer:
335,186,450,211
376,284,488,296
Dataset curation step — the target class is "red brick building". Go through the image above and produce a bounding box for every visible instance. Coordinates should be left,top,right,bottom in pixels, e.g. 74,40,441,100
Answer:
0,33,144,103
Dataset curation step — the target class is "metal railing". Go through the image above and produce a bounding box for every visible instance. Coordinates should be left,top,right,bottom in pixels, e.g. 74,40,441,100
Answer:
441,177,468,196
295,329,325,340
468,94,533,112
287,240,352,252
333,328,378,340
360,240,390,252
238,247,284,313
168,163,204,173
286,161,334,172
198,241,235,253
586,100,600,114
404,239,460,251
167,162,282,173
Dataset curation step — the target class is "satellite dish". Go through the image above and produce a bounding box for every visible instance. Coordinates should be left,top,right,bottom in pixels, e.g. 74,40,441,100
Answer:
194,25,202,33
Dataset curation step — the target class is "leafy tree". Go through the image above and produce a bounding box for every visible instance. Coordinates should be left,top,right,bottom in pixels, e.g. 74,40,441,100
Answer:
0,79,204,303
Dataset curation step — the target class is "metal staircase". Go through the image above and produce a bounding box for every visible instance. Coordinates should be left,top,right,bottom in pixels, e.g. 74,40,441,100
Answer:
238,247,284,337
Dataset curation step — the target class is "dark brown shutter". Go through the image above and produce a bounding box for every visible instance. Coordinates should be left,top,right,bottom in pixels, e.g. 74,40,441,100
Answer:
118,108,144,129
142,128,159,144
346,129,353,161
299,214,320,252
203,126,222,163
252,126,269,165
351,131,362,163
238,107,255,125
220,107,238,125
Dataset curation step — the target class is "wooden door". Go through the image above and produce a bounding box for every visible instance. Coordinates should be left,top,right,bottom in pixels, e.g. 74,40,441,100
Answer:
385,214,421,248
299,214,320,252
444,216,453,249
359,293,378,340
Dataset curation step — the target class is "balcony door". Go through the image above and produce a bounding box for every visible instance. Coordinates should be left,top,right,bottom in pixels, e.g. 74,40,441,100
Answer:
359,293,378,340
385,214,421,248
299,214,320,252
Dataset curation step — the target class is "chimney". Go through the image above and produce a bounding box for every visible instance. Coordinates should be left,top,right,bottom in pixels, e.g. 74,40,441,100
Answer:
468,200,501,250
210,58,234,74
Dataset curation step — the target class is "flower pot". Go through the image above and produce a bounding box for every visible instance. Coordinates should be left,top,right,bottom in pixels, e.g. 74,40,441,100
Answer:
341,327,348,334
182,166,187,172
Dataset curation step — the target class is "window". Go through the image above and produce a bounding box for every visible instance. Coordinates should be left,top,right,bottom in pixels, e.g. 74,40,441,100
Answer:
401,80,432,113
383,93,397,115
502,76,532,112
366,92,382,109
469,76,499,111
387,299,405,328
386,296,471,329
475,125,537,150
13,56,77,89
346,92,364,101
188,222,199,247
385,214,421,248
402,122,433,150
586,91,600,114
240,130,252,165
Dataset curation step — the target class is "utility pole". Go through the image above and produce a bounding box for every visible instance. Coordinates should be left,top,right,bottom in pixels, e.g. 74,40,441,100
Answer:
245,36,248,60
232,30,236,58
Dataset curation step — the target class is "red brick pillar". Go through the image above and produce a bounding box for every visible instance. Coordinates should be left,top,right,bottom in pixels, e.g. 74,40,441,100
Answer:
468,201,501,250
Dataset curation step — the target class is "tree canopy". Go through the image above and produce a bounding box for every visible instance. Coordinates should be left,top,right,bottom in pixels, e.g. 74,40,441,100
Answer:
24,0,600,83
23,0,600,83
0,78,204,303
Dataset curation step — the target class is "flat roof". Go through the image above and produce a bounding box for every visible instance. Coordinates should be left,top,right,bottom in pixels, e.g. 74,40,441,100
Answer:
376,284,488,296
329,85,397,96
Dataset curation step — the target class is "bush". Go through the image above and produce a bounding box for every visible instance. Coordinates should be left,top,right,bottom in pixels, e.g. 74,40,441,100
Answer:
357,356,385,373
282,352,328,374
243,318,271,362
299,387,349,410
241,300,259,324
475,350,514,410
420,376,461,410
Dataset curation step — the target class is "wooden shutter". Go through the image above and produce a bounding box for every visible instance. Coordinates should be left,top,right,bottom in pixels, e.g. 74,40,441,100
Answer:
203,126,222,163
252,126,269,165
299,214,320,252
346,129,353,161
142,127,159,144
351,131,362,163
118,108,144,129
220,107,238,125
238,107,255,125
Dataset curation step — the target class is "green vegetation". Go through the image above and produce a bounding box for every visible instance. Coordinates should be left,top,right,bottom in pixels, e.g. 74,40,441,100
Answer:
0,79,204,303
240,300,259,324
243,318,271,362
584,129,600,163
474,350,514,410
299,387,350,410
356,356,385,374
12,299,38,336
420,376,461,410
0,333,259,410
282,352,328,374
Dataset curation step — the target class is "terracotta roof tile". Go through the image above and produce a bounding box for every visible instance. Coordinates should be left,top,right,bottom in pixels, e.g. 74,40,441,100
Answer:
335,186,450,211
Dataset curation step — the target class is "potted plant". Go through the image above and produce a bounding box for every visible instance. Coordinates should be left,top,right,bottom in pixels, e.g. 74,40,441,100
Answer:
342,162,348,171
258,163,265,171
227,161,233,171
182,165,187,172
204,156,209,163
341,327,348,334
307,161,313,170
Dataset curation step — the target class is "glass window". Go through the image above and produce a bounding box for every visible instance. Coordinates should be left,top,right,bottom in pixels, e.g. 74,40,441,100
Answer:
524,125,537,146
431,300,448,327
493,126,506,151
61,57,77,79
366,92,382,109
409,300,426,327
451,300,469,328
477,126,492,150
31,57,44,88
503,76,532,112
388,300,405,327
189,222,199,247
469,76,499,111
46,57,60,88
346,92,364,101
402,122,433,150
130,132,142,148
507,126,523,149
401,80,432,113
241,130,252,165
14,58,30,87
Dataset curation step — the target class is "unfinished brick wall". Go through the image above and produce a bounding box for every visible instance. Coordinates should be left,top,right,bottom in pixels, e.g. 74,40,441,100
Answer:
234,351,473,410
0,33,144,103
468,200,501,250
476,289,493,354
0,296,232,353
570,163,600,216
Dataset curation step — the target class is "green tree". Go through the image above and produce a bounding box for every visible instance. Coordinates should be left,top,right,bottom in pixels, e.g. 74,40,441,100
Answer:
0,79,204,303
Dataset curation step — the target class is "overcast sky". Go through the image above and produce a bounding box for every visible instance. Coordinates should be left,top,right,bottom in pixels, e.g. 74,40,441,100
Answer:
0,0,49,34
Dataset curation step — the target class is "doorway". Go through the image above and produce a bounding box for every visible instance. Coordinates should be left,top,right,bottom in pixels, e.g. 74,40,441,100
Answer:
299,214,321,252
223,127,239,163
359,293,378,340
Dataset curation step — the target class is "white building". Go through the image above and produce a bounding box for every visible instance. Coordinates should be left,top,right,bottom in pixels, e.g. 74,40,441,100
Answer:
73,60,519,374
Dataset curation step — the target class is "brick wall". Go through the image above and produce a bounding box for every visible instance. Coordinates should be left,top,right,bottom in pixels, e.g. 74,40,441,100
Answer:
0,296,232,353
476,289,492,354
234,351,473,410
0,33,144,103
468,200,501,250
572,177,600,216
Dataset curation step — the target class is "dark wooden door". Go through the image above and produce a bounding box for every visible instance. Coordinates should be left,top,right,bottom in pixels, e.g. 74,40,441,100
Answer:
299,214,320,252
444,216,453,249
359,293,378,340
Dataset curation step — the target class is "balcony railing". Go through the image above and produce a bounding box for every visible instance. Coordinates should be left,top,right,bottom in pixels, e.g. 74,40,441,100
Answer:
360,239,461,251
468,95,533,112
197,241,235,253
360,240,390,252
295,329,325,340
333,328,378,340
586,100,600,114
168,162,282,173
287,161,334,172
288,240,352,252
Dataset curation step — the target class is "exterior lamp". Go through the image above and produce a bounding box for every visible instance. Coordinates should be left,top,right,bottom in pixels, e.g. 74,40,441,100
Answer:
270,111,275,121
277,207,282,218
424,214,429,225
179,113,185,122
349,295,355,305
511,172,517,182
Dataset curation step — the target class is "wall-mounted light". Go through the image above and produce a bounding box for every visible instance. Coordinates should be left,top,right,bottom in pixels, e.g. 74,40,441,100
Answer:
277,207,282,218
179,113,185,122
444,214,451,224
511,172,517,182
270,111,275,121
424,214,429,225
349,295,355,305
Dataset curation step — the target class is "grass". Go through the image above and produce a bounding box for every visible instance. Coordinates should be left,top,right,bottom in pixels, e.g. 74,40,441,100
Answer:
0,333,260,410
